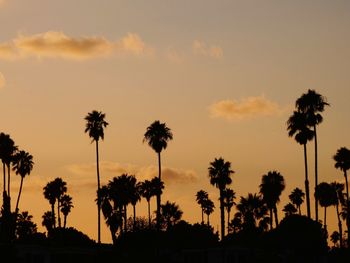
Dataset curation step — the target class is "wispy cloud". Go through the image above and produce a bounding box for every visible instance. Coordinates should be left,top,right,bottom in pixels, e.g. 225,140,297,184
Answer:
165,47,185,63
66,161,198,186
0,72,5,89
0,31,153,60
209,96,285,121
193,40,223,59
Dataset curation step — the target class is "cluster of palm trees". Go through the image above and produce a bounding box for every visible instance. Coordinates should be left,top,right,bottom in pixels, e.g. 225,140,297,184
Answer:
0,132,34,241
42,178,73,234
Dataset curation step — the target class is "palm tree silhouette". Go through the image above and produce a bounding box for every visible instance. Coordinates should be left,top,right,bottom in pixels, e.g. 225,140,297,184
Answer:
283,203,297,217
43,181,57,228
160,201,183,230
331,182,345,248
196,190,209,224
289,187,305,215
287,111,314,218
259,171,285,229
84,110,108,244
333,146,350,246
296,89,329,222
208,157,234,239
52,177,67,228
203,198,215,226
12,150,34,215
42,211,54,236
129,177,141,231
139,179,155,226
222,188,236,233
60,194,73,228
143,120,173,230
330,231,340,248
315,182,337,232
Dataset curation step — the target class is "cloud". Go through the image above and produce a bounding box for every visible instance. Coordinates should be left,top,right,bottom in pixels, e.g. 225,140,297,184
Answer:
193,40,223,59
66,161,199,186
0,31,153,60
209,96,284,121
0,72,5,88
165,48,185,63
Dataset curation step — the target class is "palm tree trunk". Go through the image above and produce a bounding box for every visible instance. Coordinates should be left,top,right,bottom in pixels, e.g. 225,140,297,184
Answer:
207,214,210,226
63,215,67,228
269,208,273,230
314,125,319,222
227,209,230,234
3,162,5,193
133,204,136,231
96,140,101,244
274,205,279,227
298,205,301,215
344,171,349,203
324,206,327,231
51,204,56,228
7,164,11,212
147,199,151,227
57,199,61,228
220,189,225,240
156,152,161,231
344,171,350,247
124,205,127,232
336,202,343,248
201,208,204,224
304,143,311,219
15,176,23,214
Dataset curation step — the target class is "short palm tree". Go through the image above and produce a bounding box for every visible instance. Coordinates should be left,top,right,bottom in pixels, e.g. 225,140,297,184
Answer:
196,190,209,224
160,201,183,230
331,182,345,248
143,120,173,230
315,182,337,231
208,157,234,239
259,171,285,229
139,179,155,226
222,188,236,233
129,178,141,231
330,231,340,248
52,177,67,228
283,203,297,217
84,110,108,244
42,211,54,236
60,194,73,228
289,187,305,215
203,198,215,226
296,89,329,222
43,181,57,228
287,111,314,218
12,150,34,215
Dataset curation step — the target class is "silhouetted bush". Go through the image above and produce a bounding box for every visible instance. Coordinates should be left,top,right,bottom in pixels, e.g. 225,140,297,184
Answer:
48,227,95,247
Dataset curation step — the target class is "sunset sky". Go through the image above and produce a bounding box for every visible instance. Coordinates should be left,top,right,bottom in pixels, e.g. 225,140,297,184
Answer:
0,0,350,243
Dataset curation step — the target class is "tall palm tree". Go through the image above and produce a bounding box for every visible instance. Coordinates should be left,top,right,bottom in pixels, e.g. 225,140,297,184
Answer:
203,198,215,226
139,179,155,226
331,182,345,248
259,171,285,229
43,181,57,228
289,187,305,215
208,157,234,239
143,120,173,230
60,194,73,228
283,203,297,217
12,150,34,215
84,110,109,244
296,89,329,222
196,190,209,224
287,111,314,218
160,201,183,230
333,146,350,246
222,188,236,233
315,182,337,232
129,178,141,231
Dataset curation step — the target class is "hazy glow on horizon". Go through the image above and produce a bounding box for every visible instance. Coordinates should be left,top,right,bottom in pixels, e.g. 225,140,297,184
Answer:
0,0,349,243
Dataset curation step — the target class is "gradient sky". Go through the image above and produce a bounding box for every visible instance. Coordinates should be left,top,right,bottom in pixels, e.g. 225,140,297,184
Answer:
0,0,350,243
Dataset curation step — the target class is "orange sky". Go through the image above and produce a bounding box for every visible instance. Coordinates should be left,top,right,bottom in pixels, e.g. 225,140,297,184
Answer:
0,0,350,243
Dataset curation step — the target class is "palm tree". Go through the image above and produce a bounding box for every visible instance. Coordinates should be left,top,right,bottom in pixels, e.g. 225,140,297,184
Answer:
43,181,57,228
259,171,285,229
203,198,215,226
129,178,141,231
196,190,209,224
331,182,345,248
60,194,73,228
315,182,337,232
236,193,268,231
52,177,67,228
208,157,234,239
222,188,236,233
296,89,329,222
160,201,183,230
84,110,109,244
42,211,54,236
229,213,242,234
289,187,305,215
283,203,297,217
12,150,34,215
333,147,350,246
287,111,314,218
330,231,340,248
143,120,173,230
139,179,155,226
